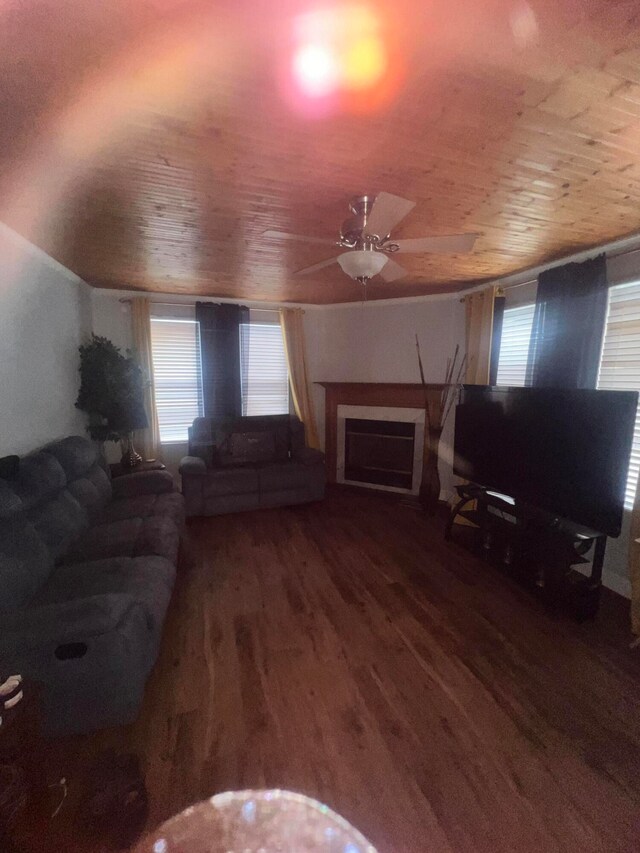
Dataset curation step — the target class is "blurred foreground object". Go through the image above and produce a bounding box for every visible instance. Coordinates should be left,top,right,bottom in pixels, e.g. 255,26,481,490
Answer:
78,750,148,849
135,789,377,852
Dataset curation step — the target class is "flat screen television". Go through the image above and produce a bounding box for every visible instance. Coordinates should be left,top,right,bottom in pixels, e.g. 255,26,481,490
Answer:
453,386,638,537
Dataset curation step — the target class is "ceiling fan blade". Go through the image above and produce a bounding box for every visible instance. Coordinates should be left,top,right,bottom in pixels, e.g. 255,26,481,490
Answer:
294,256,339,276
365,192,416,239
379,258,408,283
263,229,336,246
393,233,478,254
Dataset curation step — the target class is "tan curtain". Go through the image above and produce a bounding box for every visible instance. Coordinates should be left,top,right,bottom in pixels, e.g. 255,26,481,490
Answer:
279,308,319,449
454,285,498,524
464,285,498,384
131,298,162,460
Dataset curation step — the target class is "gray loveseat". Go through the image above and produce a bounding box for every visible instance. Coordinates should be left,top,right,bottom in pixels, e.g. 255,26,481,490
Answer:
0,436,184,736
179,415,325,516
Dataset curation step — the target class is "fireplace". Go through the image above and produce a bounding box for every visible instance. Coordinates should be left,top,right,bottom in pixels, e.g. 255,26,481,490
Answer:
345,418,415,489
336,404,425,495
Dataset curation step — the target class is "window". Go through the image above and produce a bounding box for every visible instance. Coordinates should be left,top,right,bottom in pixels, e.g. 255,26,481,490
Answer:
597,280,640,509
150,317,203,442
496,303,536,386
149,307,288,440
240,313,290,416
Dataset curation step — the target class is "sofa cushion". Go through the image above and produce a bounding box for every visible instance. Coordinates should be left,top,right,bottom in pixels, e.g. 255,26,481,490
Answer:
110,470,174,498
229,431,276,464
66,463,113,521
258,461,312,493
226,416,298,461
190,417,217,467
13,452,66,509
0,479,22,519
0,455,19,480
245,416,295,460
131,517,181,564
34,555,176,632
64,516,180,565
202,466,259,498
87,464,112,503
190,416,307,467
45,436,99,481
100,492,185,528
201,492,261,515
28,490,88,562
0,517,53,612
66,477,99,515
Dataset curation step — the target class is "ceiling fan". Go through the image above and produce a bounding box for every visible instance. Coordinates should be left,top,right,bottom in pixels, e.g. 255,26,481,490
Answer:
263,193,478,289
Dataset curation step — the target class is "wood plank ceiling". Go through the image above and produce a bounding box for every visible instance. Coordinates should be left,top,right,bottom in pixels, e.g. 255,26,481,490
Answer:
3,0,640,303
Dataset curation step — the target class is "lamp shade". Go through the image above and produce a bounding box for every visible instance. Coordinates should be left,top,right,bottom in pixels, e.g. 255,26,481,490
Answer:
110,400,149,433
337,249,388,280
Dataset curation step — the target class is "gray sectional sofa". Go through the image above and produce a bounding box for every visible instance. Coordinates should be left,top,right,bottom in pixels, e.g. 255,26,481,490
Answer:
179,415,325,516
0,436,184,736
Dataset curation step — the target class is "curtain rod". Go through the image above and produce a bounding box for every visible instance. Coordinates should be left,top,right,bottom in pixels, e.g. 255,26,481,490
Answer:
117,297,303,312
118,298,250,306
118,298,278,308
461,243,640,302
459,280,535,302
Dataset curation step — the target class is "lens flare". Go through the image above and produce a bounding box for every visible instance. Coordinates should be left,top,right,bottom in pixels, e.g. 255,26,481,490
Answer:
290,4,388,100
343,35,386,90
293,43,339,97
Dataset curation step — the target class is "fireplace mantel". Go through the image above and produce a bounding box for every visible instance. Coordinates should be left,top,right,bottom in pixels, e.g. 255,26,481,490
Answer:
318,382,444,484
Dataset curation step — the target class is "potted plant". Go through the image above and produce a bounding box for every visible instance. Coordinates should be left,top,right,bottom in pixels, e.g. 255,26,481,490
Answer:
75,335,149,466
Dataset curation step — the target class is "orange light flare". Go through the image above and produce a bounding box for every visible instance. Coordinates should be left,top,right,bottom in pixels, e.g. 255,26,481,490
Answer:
282,3,405,116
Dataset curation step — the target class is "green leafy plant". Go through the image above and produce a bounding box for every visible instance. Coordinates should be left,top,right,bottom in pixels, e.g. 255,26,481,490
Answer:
76,335,148,443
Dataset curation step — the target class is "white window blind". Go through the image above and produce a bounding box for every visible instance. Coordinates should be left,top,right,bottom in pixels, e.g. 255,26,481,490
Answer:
597,280,640,509
150,318,203,442
496,303,535,386
240,317,290,416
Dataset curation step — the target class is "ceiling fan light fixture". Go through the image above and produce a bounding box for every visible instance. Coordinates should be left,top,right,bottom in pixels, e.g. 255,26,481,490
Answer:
337,249,387,281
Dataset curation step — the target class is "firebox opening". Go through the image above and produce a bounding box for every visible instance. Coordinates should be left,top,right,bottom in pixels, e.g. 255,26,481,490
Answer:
344,418,416,489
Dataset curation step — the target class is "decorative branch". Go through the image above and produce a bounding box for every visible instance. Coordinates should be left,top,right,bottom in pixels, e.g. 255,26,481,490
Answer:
442,352,467,427
415,334,432,432
415,335,466,432
441,344,459,413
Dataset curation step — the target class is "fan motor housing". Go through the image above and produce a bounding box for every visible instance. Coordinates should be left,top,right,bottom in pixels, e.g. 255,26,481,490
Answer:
339,195,398,251
340,195,376,246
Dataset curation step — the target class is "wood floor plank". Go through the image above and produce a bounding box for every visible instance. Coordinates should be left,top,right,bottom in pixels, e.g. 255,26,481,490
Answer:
36,486,640,852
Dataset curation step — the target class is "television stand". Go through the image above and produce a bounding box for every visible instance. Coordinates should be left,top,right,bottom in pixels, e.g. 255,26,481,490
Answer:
445,483,607,620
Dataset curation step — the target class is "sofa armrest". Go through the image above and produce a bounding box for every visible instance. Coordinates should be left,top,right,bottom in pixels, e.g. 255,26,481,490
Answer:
1,593,146,656
179,455,207,476
293,447,325,466
111,470,175,498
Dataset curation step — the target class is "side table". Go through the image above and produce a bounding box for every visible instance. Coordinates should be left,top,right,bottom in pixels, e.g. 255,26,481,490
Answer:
109,459,166,479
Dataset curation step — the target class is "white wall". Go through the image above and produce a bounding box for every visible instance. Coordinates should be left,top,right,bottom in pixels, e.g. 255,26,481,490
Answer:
0,224,91,456
91,290,133,352
306,296,466,499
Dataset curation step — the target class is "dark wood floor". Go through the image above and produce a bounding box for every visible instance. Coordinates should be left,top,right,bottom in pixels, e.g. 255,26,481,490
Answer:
35,487,640,851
